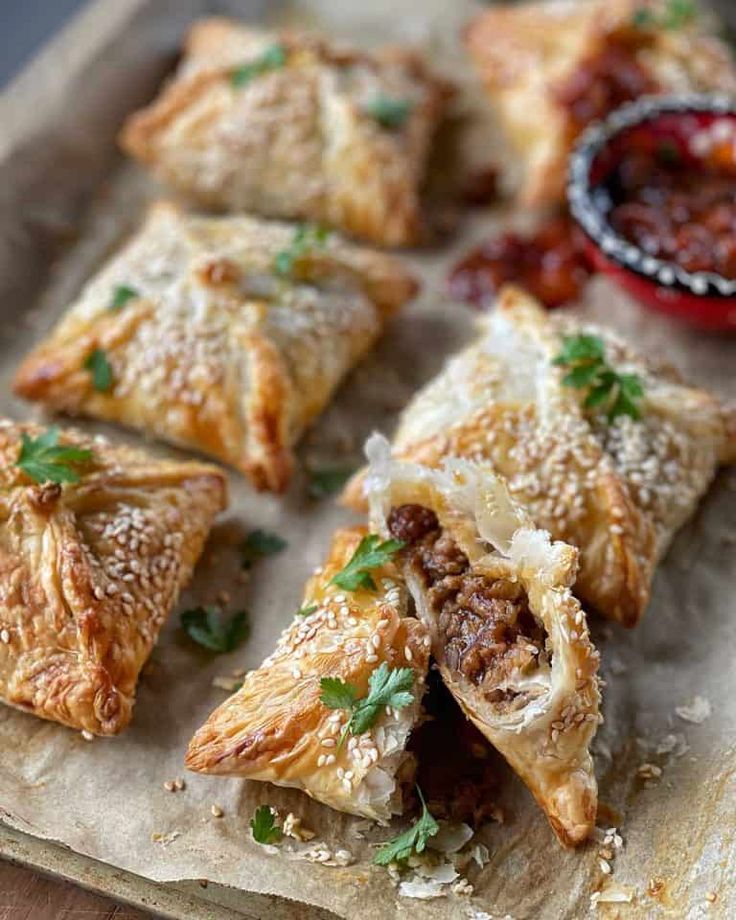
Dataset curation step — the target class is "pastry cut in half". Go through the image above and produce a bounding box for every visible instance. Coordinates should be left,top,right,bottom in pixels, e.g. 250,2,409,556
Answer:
363,434,601,846
0,418,226,735
186,526,431,823
344,286,735,627
465,0,736,206
13,202,417,492
121,18,450,246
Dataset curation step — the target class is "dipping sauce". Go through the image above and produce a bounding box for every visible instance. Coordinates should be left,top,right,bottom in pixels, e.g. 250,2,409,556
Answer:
552,30,658,140
600,144,736,278
448,215,591,309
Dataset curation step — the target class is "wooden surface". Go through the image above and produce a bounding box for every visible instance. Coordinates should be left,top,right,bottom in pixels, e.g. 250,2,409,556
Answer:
0,860,153,920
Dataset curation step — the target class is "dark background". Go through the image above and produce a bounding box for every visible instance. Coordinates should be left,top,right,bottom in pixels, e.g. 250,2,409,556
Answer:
0,0,88,85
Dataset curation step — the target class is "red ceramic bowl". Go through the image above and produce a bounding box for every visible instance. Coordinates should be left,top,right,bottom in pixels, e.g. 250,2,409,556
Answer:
567,94,736,332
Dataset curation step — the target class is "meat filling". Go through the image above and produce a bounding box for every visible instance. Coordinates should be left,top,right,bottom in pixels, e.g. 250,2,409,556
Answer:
388,504,547,703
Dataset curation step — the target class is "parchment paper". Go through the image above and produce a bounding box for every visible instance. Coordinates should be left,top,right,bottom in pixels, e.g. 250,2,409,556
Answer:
0,1,734,918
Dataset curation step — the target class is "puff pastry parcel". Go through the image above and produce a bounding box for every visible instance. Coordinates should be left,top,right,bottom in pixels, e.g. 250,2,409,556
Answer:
465,0,736,206
121,19,449,246
186,526,431,823
14,202,417,492
363,434,601,846
345,287,735,627
0,418,226,735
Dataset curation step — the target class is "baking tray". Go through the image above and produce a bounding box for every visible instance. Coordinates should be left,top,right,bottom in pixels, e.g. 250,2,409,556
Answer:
1,1,735,918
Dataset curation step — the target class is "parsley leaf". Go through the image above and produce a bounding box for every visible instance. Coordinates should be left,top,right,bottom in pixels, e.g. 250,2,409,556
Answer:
241,529,287,569
180,606,249,653
373,787,439,865
296,603,319,618
632,0,696,30
307,466,356,500
110,284,139,310
231,43,287,88
84,349,114,392
364,95,413,129
552,334,644,422
250,805,283,845
330,533,404,592
15,427,93,485
273,223,330,276
320,661,415,742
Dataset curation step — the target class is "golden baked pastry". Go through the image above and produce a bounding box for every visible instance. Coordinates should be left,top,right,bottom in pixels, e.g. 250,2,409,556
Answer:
363,434,601,846
13,202,417,492
186,526,431,823
345,287,735,627
0,418,226,735
121,18,449,246
465,0,736,206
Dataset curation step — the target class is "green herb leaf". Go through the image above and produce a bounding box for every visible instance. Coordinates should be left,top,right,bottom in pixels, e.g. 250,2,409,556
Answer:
632,0,696,30
307,466,356,500
241,529,287,569
319,662,415,742
15,427,93,485
553,334,644,422
84,349,114,392
296,603,319,618
319,677,359,711
273,223,331,276
110,284,139,310
180,607,249,653
330,534,404,592
364,95,413,129
250,805,283,845
373,787,439,865
231,43,287,88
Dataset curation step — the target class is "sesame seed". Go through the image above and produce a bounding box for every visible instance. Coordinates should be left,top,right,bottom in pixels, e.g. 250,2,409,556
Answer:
211,804,224,818
0,629,9,644
321,738,336,748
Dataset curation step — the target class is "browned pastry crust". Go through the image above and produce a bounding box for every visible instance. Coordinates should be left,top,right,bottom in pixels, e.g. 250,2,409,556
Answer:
345,287,734,627
363,436,601,846
186,526,431,823
121,19,450,246
13,202,417,492
465,0,736,206
0,418,226,735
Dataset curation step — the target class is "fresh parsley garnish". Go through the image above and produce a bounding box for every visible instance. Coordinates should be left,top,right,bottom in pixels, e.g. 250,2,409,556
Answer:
273,223,330,276
364,95,413,129
330,533,404,592
296,603,318,618
308,466,356,500
552,334,644,421
241,529,287,569
320,661,415,742
373,787,439,865
15,427,93,485
231,43,287,88
633,0,696,30
84,349,114,392
110,284,139,310
180,606,249,653
250,805,283,845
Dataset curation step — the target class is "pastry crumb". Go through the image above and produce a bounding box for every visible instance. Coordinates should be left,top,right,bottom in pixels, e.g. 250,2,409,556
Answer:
211,804,224,818
706,892,717,903
80,730,94,742
282,812,315,841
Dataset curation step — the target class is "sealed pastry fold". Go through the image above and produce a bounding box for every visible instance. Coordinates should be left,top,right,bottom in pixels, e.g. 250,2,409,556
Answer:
345,286,735,627
0,418,227,735
465,0,736,206
121,18,450,246
363,434,600,846
186,526,430,823
13,202,417,492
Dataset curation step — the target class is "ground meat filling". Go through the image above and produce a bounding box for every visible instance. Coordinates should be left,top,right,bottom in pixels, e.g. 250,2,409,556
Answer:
388,504,547,703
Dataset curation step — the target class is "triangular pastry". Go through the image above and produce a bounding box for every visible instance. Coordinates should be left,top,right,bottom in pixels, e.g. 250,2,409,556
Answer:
0,418,226,735
363,434,601,846
186,526,430,823
465,0,736,206
14,202,417,492
121,19,450,246
345,287,735,626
